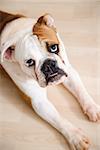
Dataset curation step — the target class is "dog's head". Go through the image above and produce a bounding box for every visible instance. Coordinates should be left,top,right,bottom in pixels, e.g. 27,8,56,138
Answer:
1,14,68,87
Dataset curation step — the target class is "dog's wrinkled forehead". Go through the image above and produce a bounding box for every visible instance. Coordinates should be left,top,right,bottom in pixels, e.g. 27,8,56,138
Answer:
33,14,59,44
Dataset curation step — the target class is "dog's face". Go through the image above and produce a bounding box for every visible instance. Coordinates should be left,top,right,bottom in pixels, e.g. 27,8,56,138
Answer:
2,14,68,87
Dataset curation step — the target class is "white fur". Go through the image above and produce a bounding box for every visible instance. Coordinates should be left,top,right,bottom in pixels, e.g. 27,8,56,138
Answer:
0,18,36,62
0,15,100,150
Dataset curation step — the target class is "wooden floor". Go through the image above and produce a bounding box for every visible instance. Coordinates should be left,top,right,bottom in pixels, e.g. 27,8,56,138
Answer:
0,0,100,150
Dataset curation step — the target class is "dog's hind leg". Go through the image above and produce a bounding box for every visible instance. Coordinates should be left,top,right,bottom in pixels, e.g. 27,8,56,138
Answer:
63,65,100,122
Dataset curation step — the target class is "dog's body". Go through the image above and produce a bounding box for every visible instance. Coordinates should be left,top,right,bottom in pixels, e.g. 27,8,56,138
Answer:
0,11,100,150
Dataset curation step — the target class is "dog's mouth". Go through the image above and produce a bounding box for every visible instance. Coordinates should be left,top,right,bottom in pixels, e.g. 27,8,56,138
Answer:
46,69,67,85
40,59,68,86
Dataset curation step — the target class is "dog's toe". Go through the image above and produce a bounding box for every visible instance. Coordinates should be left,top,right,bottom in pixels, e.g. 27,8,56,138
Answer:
69,128,91,150
83,103,100,122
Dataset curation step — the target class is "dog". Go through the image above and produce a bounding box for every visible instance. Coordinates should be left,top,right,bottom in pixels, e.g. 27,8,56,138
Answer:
0,11,100,150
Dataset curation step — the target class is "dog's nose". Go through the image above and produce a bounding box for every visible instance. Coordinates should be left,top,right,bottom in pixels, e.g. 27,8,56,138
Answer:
41,59,58,77
41,58,67,84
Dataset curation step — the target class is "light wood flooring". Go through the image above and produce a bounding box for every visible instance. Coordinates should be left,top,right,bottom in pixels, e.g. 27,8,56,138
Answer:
0,0,100,149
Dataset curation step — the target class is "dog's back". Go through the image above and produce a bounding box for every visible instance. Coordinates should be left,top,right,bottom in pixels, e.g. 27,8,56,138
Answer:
0,11,23,34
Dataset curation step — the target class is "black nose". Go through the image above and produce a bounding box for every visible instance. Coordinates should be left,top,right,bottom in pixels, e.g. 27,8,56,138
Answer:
41,59,67,84
41,59,58,76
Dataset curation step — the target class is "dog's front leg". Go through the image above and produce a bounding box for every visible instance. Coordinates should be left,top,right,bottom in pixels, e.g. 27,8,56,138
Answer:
17,80,90,150
63,65,100,122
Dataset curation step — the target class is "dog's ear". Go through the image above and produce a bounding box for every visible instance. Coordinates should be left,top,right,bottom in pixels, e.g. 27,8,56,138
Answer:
37,14,56,29
0,45,15,62
33,14,58,43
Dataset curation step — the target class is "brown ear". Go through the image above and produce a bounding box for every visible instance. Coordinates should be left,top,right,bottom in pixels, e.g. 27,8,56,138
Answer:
33,14,58,43
37,14,56,29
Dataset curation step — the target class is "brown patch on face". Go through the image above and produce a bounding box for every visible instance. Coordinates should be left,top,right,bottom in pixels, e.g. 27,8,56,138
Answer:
33,14,59,44
0,11,24,34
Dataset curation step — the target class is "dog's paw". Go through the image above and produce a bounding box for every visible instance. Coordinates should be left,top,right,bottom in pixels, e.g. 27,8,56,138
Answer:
83,103,100,122
69,128,90,150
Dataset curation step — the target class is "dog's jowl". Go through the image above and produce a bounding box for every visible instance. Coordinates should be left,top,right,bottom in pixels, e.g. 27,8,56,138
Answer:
0,11,100,150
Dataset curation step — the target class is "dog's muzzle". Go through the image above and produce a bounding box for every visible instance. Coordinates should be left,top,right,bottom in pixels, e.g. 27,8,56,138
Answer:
41,59,67,84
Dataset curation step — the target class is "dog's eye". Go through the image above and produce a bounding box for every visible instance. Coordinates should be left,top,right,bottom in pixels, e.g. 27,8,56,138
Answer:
25,59,35,67
48,44,59,54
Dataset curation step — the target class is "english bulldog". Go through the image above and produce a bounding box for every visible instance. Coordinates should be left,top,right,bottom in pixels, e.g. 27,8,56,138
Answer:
0,11,100,150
